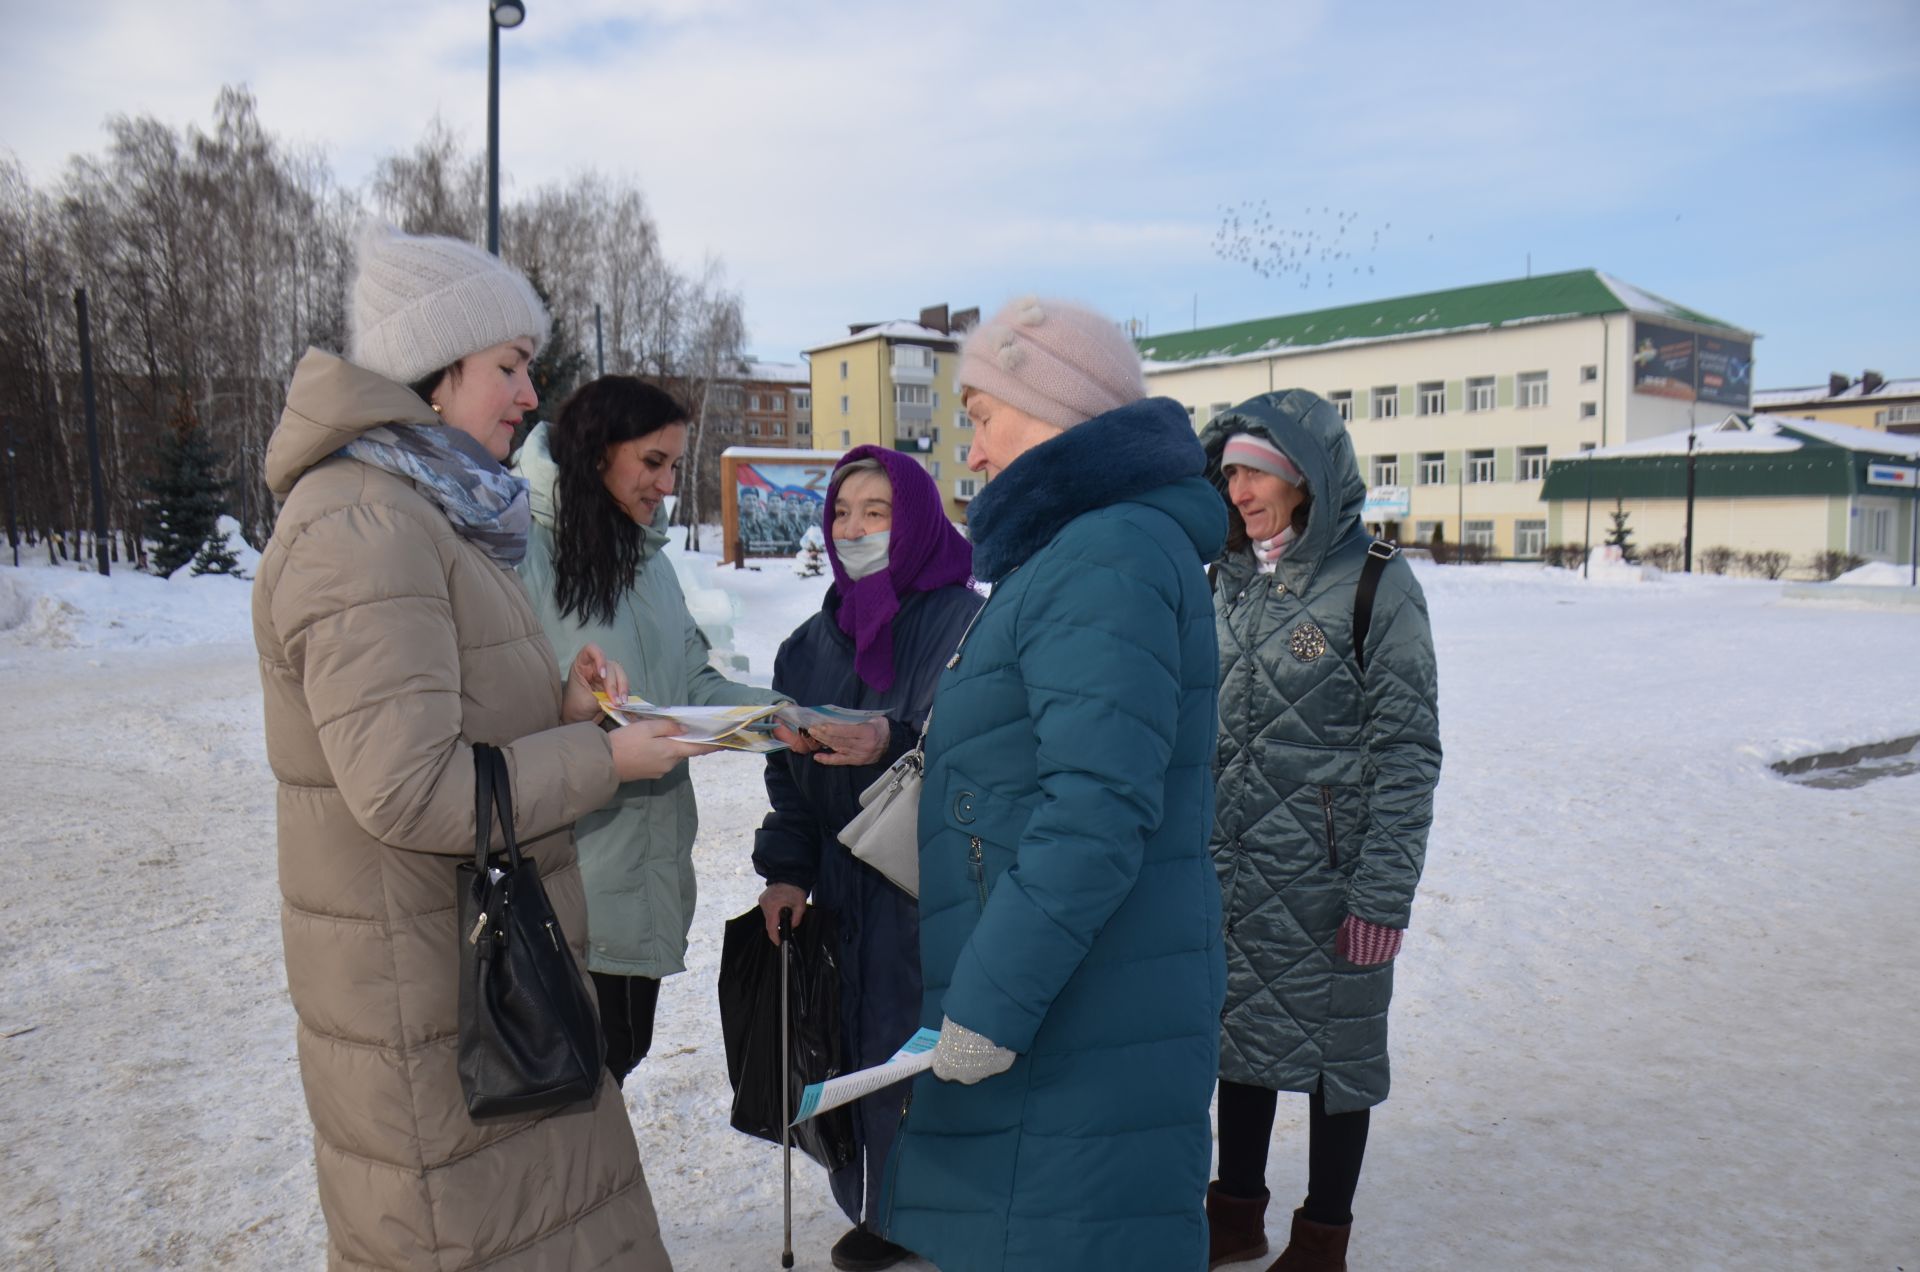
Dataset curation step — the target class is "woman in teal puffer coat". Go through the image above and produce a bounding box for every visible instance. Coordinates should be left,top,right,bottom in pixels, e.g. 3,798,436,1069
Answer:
1198,390,1441,1272
880,298,1227,1272
514,376,797,1086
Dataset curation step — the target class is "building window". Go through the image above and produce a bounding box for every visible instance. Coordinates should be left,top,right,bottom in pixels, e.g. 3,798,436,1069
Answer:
956,443,970,464
1580,401,1597,418
1418,452,1446,485
1414,520,1443,544
1185,404,1197,419
892,345,933,370
1329,391,1353,422
956,478,979,499
769,393,783,412
839,360,849,380
930,460,941,480
1466,377,1495,412
840,429,851,447
1515,520,1547,558
1371,386,1399,420
932,354,940,374
932,391,939,409
1518,371,1549,408
1862,506,1893,555
795,391,810,411
1464,520,1495,549
1581,364,1599,382
1371,456,1400,486
1876,405,1920,426
1518,446,1548,481
895,384,931,406
747,420,762,437
1466,450,1496,484
748,393,761,411
771,423,784,437
839,395,850,415
1579,440,1597,452
1209,401,1231,422
1418,382,1445,416
955,410,970,431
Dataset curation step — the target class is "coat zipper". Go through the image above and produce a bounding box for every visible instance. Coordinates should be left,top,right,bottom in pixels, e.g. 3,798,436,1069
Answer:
968,836,986,908
880,1088,913,1235
1319,785,1339,869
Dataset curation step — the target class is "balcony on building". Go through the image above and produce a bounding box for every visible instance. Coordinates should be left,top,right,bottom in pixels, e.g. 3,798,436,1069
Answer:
890,344,937,385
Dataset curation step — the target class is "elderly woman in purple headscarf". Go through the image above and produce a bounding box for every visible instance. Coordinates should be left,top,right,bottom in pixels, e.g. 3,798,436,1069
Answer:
753,447,979,1271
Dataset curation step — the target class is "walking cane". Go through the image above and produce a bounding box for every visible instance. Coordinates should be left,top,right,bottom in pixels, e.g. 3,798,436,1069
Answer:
778,907,795,1269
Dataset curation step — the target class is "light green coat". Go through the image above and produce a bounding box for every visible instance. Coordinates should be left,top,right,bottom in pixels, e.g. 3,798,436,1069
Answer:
513,422,780,978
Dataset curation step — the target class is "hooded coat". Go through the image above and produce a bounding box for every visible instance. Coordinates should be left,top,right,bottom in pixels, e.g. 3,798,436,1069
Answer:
1199,389,1442,1114
253,350,670,1271
881,398,1227,1272
511,421,779,979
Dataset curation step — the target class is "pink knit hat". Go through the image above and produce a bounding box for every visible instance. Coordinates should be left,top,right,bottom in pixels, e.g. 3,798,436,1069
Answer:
958,296,1147,429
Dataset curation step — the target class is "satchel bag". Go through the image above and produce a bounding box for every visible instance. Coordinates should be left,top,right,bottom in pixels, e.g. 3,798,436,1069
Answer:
457,743,605,1118
838,586,997,897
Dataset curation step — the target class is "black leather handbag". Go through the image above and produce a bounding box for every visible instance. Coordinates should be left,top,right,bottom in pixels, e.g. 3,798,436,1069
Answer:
456,743,605,1118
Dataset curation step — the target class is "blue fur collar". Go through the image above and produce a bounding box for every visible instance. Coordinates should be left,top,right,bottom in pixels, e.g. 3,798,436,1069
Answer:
965,396,1207,582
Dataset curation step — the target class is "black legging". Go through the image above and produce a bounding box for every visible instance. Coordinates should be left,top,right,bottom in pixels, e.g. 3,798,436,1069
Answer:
1216,1078,1371,1226
590,971,662,1087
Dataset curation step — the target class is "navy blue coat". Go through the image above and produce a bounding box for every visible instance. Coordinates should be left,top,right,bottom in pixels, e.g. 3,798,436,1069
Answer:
881,399,1228,1272
754,584,983,1224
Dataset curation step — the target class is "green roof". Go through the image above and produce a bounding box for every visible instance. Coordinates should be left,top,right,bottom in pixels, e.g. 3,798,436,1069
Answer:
1537,421,1912,502
1137,269,1745,366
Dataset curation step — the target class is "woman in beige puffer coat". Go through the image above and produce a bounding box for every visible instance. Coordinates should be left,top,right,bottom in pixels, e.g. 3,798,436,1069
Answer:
253,226,704,1271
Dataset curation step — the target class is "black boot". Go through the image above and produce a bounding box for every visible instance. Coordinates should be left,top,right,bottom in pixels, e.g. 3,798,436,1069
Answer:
831,1223,912,1272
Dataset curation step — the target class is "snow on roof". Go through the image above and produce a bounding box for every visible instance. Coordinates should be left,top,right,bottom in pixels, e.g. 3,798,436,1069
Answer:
803,321,958,356
1753,377,1920,407
1581,412,1920,461
741,360,808,384
720,446,846,461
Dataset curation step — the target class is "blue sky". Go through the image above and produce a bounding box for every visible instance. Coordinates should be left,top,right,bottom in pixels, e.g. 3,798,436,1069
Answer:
6,0,1916,386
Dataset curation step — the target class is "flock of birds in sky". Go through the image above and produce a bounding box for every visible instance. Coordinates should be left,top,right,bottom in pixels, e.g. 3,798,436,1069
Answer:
1212,200,1433,292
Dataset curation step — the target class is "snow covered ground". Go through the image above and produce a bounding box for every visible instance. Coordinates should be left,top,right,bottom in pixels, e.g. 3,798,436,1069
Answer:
1,553,1916,1270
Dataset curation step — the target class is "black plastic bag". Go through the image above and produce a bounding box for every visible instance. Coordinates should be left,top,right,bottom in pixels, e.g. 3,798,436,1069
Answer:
718,905,856,1172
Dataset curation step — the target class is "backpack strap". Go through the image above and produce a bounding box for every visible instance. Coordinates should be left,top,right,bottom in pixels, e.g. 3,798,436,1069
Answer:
1353,540,1397,676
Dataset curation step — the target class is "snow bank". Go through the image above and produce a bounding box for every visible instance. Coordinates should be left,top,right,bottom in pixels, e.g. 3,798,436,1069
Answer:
1834,560,1917,587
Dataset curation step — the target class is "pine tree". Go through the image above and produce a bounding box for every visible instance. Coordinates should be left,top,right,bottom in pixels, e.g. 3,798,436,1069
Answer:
144,402,232,577
1605,499,1636,561
190,519,244,576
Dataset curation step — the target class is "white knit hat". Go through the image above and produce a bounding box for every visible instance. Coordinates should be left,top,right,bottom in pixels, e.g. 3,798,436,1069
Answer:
347,223,549,385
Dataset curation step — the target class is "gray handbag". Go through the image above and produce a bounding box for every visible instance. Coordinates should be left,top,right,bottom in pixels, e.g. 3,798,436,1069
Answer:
837,589,994,898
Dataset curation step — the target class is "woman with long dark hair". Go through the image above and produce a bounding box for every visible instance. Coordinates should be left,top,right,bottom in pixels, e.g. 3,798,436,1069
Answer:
515,375,797,1086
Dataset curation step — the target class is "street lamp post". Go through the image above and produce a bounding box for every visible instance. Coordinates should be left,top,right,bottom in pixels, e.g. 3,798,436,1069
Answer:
3,415,19,569
487,0,527,256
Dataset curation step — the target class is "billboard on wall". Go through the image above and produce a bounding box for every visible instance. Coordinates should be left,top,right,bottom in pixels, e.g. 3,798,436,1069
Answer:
1632,320,1752,408
735,460,832,557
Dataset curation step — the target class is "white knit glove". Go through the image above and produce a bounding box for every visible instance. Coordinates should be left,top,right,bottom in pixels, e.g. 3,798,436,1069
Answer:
930,1015,1016,1085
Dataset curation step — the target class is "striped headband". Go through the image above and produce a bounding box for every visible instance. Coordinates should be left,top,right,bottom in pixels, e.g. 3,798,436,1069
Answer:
1223,432,1305,486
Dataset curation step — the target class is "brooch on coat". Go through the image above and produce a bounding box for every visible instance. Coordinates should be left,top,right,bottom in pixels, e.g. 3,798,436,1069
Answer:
1288,622,1328,662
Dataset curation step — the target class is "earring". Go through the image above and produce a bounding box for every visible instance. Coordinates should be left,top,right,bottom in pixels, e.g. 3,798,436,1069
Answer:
430,401,442,415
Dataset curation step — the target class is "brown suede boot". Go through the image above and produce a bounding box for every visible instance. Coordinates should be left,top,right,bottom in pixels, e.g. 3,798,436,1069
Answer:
1206,1181,1271,1268
1266,1208,1351,1272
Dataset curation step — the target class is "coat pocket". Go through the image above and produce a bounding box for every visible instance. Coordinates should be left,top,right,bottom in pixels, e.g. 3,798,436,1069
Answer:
942,771,1036,912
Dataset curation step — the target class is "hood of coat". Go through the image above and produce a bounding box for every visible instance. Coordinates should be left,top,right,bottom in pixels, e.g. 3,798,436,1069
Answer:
513,420,669,560
965,395,1225,582
266,349,439,497
1199,388,1368,594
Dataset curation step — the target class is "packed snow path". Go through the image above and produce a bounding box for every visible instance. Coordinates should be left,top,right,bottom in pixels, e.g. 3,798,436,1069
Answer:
0,559,1914,1270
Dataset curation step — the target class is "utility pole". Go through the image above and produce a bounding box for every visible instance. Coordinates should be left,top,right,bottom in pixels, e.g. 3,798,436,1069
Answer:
595,303,605,377
1683,335,1699,573
3,414,19,568
74,288,110,576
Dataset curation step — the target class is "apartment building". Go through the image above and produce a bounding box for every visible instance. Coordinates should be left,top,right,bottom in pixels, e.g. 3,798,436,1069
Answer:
1140,270,1756,558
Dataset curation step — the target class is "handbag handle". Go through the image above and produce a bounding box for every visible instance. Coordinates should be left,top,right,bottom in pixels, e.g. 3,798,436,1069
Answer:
472,743,524,875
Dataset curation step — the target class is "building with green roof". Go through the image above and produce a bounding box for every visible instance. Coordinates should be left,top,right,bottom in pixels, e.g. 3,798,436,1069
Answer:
1141,270,1757,559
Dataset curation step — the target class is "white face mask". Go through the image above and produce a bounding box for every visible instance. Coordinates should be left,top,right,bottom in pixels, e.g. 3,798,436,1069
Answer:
836,530,891,580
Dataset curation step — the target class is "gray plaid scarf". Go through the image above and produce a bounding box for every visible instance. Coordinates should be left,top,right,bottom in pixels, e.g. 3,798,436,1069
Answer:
340,424,530,568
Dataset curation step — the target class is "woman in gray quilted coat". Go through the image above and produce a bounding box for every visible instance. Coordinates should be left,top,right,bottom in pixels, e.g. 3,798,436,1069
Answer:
1198,390,1440,1272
